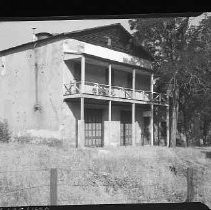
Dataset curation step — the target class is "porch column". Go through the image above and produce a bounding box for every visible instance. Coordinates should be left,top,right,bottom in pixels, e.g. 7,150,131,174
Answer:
80,97,84,121
108,100,112,121
104,100,113,147
166,96,170,147
132,103,136,146
105,64,112,147
150,74,154,146
132,69,136,99
78,97,85,147
81,56,85,94
108,64,112,96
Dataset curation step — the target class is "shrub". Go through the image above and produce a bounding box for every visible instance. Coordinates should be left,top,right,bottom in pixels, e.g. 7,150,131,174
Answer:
41,137,63,147
0,119,11,143
13,135,63,148
13,135,32,144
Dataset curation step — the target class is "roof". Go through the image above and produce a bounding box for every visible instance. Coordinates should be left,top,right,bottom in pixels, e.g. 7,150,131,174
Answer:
0,23,154,61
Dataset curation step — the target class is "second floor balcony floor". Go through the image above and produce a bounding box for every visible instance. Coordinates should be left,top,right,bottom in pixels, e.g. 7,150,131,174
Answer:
64,81,168,106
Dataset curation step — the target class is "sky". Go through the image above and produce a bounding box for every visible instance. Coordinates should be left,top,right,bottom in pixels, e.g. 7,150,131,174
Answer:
0,19,130,51
0,13,210,51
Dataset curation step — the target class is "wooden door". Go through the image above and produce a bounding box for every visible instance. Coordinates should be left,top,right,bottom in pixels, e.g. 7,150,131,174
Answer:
85,109,103,147
120,111,132,146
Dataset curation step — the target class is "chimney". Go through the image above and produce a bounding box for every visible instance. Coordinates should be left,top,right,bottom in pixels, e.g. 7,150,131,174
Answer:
104,36,111,47
32,27,37,42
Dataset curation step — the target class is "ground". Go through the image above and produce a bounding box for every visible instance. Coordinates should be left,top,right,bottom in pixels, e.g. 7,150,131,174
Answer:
0,140,210,207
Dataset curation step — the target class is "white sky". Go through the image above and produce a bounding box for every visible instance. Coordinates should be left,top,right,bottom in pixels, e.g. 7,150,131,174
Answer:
0,13,210,51
0,19,130,51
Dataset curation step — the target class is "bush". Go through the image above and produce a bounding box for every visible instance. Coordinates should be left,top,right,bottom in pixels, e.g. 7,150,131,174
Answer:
33,137,63,147
13,135,63,148
0,119,11,143
13,135,32,144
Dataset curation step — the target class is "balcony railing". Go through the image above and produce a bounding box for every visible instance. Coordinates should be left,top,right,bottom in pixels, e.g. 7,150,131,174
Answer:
64,81,168,105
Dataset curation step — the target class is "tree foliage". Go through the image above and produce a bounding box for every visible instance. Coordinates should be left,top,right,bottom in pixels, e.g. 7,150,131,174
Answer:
129,15,211,146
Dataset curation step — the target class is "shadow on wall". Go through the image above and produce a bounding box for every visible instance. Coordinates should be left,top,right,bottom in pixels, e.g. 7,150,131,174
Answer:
203,151,211,159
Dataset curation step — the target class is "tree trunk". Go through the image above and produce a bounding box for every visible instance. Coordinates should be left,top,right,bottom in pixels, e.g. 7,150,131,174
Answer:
183,110,189,147
170,87,179,147
171,105,177,147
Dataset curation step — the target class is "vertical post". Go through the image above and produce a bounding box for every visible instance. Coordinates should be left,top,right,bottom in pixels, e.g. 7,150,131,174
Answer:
132,103,136,146
81,97,84,121
78,97,85,147
158,118,161,145
151,74,154,97
106,100,112,147
150,74,154,146
81,56,85,93
108,100,112,121
186,167,194,202
132,69,136,99
107,64,112,148
109,64,112,96
166,98,170,147
50,168,57,206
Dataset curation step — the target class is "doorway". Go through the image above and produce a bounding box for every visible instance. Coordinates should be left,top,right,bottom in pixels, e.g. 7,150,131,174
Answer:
120,111,132,146
84,109,103,147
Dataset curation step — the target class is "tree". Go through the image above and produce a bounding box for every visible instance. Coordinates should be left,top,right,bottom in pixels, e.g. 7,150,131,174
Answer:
129,17,210,147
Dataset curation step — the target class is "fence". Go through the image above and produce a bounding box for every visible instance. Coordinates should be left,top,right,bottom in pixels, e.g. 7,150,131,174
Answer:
0,166,209,207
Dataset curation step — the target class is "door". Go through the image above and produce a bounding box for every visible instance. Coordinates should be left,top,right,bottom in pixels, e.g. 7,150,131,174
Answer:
120,111,132,146
85,109,103,147
143,117,150,145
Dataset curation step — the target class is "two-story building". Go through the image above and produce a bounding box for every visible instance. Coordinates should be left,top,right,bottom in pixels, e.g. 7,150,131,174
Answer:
0,23,169,147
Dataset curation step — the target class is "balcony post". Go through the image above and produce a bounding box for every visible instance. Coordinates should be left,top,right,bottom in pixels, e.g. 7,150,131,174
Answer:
81,56,85,94
80,97,84,121
132,69,136,99
108,100,112,121
104,100,112,147
150,74,154,146
132,103,136,146
109,64,112,96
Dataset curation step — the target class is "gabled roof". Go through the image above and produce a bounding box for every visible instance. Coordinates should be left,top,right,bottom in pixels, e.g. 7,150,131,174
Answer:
0,23,154,61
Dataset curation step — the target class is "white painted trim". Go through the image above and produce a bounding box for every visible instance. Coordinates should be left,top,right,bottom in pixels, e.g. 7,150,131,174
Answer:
63,39,152,70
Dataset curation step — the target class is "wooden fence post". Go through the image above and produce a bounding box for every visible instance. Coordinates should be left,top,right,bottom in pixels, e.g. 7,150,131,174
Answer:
186,167,194,202
50,168,57,205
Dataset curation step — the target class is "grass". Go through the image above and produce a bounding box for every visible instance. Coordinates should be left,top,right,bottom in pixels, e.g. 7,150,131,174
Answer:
0,139,210,207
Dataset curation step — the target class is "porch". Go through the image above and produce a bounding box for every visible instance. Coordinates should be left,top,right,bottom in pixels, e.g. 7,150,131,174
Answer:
62,52,170,148
64,97,170,148
65,98,154,147
63,53,168,106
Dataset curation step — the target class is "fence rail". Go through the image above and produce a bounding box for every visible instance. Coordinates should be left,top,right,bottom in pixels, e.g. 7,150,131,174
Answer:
0,166,205,207
64,81,168,105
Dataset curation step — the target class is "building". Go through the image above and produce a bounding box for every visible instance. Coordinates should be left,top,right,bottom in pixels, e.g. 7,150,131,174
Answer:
0,23,169,147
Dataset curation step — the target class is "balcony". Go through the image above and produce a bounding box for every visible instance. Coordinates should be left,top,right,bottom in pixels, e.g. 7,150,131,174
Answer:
64,81,168,105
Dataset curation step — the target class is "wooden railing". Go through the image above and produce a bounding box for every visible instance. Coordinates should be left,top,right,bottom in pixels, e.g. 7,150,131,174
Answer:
64,81,168,105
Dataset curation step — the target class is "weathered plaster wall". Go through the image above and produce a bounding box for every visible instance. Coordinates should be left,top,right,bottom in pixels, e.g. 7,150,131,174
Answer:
35,41,64,131
0,49,37,133
0,39,78,146
63,60,75,85
135,107,144,145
